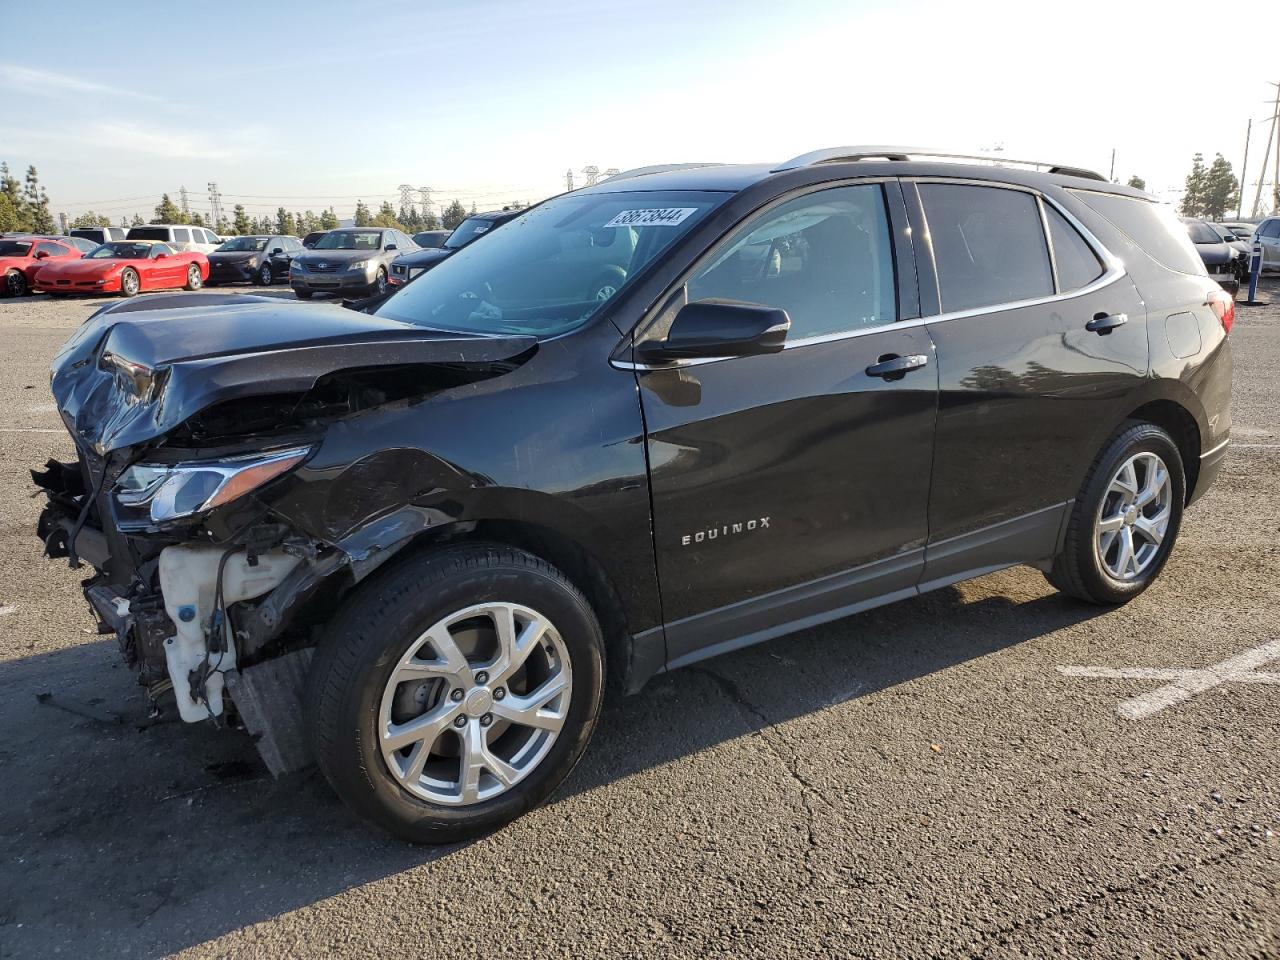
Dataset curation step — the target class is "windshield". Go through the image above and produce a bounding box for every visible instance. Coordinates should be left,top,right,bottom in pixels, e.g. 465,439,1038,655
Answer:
88,242,153,259
217,236,269,252
1185,221,1221,244
314,230,381,251
376,190,726,337
444,217,501,250
0,240,32,257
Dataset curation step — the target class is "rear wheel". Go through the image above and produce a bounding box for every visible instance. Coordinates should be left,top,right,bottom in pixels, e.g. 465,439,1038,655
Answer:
307,544,605,843
184,264,203,291
5,269,27,297
120,268,140,297
1046,422,1185,604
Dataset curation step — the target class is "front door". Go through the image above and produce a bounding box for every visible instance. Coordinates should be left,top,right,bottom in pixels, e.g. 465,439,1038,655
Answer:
1259,218,1280,270
636,182,938,667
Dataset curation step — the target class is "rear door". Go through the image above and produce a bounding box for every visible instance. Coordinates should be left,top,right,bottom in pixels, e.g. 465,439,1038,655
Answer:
906,180,1147,585
1259,218,1280,269
636,181,938,666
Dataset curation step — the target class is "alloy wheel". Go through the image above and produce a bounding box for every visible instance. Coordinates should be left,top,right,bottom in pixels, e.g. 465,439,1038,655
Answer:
122,270,139,296
378,602,572,806
1094,451,1172,580
5,271,25,297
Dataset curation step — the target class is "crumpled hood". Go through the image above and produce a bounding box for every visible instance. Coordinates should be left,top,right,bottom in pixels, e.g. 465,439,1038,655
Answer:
50,294,536,453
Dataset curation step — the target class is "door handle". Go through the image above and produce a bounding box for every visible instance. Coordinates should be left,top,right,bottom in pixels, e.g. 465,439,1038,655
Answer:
865,354,929,380
1085,312,1128,335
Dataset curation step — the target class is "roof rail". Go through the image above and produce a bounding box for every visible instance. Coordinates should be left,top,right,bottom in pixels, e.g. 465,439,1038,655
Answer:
603,162,722,183
772,146,1107,181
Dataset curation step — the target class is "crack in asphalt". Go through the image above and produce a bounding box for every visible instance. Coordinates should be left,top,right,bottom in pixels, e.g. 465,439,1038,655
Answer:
691,666,829,889
943,837,1275,957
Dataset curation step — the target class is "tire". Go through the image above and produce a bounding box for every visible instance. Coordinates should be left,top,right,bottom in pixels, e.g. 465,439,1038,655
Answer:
1045,421,1185,605
372,267,387,297
184,264,203,291
5,269,27,298
256,262,273,286
306,543,605,843
120,268,140,298
294,288,313,300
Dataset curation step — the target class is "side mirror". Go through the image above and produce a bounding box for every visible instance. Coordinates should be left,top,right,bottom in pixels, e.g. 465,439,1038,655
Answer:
271,247,283,255
386,243,398,251
155,252,169,259
34,251,49,260
637,299,789,363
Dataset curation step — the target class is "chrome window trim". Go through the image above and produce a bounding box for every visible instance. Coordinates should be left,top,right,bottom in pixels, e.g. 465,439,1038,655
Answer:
614,176,1127,372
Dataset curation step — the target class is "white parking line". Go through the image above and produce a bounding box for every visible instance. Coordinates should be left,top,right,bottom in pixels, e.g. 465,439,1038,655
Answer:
0,428,63,434
1058,639,1280,719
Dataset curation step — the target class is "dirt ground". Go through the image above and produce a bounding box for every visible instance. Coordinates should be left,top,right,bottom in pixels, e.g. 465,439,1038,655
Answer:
1,282,1278,959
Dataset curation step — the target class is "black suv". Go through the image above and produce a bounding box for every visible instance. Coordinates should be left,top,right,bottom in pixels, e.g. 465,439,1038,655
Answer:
35,148,1233,842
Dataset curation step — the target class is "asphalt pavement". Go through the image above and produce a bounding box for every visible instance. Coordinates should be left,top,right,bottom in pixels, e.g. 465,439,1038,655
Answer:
1,284,1277,959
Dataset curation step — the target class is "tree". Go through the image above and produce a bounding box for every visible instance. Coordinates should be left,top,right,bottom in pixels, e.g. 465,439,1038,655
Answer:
1179,154,1209,218
1201,154,1238,221
353,200,372,226
1,164,23,231
421,207,440,230
22,165,54,233
232,204,251,235
372,200,401,228
71,211,113,228
441,199,467,230
1126,175,1146,191
319,207,339,230
190,211,206,227
130,213,145,227
275,206,297,236
0,193,17,233
153,193,184,224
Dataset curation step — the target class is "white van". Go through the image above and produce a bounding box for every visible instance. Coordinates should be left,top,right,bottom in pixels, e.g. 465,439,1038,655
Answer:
125,224,221,254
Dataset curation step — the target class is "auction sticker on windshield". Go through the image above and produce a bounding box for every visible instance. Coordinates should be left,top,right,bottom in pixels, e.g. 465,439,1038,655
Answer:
604,208,698,228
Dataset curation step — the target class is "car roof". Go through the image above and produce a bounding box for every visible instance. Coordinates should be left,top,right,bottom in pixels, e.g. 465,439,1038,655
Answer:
572,149,1150,200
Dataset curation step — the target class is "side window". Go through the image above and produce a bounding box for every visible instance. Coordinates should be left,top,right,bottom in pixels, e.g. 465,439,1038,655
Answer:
918,184,1053,312
1068,190,1205,276
172,228,190,244
33,242,59,257
1045,205,1104,292
202,229,216,244
1261,220,1280,239
151,243,174,257
686,184,897,339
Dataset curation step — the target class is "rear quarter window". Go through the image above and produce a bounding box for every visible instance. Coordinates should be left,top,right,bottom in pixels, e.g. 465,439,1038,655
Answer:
1069,191,1206,277
1044,206,1104,292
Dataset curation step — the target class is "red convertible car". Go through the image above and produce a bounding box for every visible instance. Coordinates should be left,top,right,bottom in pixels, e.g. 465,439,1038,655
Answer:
32,240,208,297
0,235,83,297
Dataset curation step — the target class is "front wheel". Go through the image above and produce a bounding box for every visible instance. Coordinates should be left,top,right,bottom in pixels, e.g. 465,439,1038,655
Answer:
371,267,387,297
120,268,140,297
1046,422,1185,604
306,544,605,843
184,263,203,291
256,262,273,286
293,288,313,300
5,269,27,297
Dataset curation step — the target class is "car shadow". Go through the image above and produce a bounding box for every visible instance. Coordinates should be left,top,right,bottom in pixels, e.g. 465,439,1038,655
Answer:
0,574,1109,956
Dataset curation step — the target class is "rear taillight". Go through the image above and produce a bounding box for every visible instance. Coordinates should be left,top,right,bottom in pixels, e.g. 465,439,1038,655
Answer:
1208,289,1235,334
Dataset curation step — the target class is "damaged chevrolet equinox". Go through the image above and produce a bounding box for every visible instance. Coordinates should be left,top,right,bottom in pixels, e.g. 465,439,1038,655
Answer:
36,148,1233,842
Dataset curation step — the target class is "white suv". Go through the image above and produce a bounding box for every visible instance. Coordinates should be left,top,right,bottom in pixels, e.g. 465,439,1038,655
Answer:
125,224,221,254
1254,217,1280,272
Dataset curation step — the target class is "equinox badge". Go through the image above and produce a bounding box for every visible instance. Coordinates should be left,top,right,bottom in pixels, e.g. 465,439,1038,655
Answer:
681,517,771,546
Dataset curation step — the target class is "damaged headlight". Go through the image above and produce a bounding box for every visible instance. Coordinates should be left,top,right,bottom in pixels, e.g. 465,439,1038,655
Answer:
116,446,310,523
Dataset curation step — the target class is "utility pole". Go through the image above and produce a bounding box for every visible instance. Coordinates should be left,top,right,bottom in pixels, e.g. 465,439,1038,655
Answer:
417,186,432,214
179,185,190,217
58,211,69,234
1251,81,1280,217
603,168,620,179
398,184,415,211
581,165,600,187
1238,119,1252,220
207,182,222,229
565,169,574,191
1109,148,1116,182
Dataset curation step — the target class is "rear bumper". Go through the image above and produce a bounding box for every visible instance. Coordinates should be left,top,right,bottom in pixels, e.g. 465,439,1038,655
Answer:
1189,437,1229,507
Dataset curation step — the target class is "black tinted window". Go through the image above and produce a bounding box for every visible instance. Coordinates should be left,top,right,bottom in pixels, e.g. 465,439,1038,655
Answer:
687,184,897,338
1069,191,1205,276
919,184,1053,312
1045,206,1103,292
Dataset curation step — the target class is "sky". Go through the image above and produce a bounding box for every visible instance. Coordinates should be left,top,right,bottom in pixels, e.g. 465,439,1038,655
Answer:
3,0,1279,225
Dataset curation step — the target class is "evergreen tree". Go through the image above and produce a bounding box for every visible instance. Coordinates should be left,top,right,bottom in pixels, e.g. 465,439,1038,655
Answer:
1,164,24,231
190,212,206,227
442,199,467,230
353,200,373,226
319,207,339,230
22,166,54,233
153,193,184,224
1126,175,1146,191
0,193,17,233
1179,153,1207,218
1201,154,1238,221
421,207,440,230
130,213,145,227
71,211,113,228
372,200,401,228
232,204,251,235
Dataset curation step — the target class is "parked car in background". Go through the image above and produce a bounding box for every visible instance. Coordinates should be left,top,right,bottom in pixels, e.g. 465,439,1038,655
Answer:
302,231,327,249
0,235,83,296
1218,222,1257,241
1182,218,1246,293
289,228,416,298
389,210,521,288
208,235,303,286
411,230,450,249
1254,216,1280,272
1208,223,1251,257
70,226,128,247
60,235,99,255
32,240,208,297
126,224,221,254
